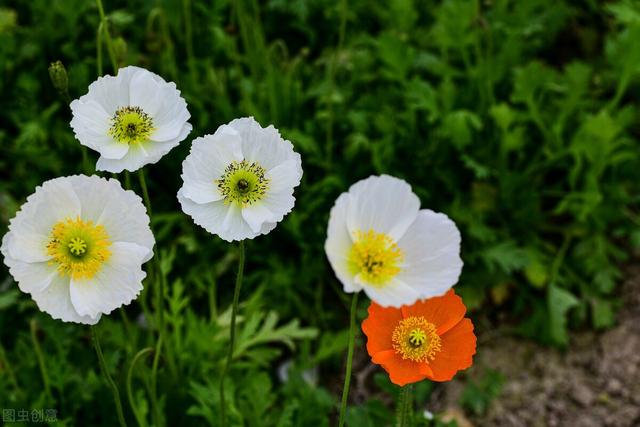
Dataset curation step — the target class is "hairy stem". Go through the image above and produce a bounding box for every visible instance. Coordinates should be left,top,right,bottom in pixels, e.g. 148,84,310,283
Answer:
219,241,246,427
338,292,359,427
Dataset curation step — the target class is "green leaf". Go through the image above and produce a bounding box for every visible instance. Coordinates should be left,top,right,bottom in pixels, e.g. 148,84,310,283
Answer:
234,311,318,358
547,285,579,345
591,298,615,329
441,110,482,149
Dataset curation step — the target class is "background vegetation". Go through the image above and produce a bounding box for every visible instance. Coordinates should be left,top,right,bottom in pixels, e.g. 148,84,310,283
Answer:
1,0,639,425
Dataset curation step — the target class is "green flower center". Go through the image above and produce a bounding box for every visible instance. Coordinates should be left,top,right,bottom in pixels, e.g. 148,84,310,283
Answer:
392,317,442,362
215,160,270,207
109,106,154,144
46,217,112,280
408,329,427,347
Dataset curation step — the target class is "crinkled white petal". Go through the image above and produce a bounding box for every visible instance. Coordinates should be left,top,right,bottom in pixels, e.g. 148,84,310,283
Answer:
241,203,274,233
4,257,57,294
396,209,463,298
1,175,155,324
324,174,463,306
177,190,258,242
66,175,155,261
178,117,302,241
324,193,360,292
70,65,191,172
96,122,191,173
151,96,191,142
346,175,419,241
2,233,57,294
70,242,148,318
31,274,100,325
129,70,165,117
180,129,243,204
266,159,303,193
4,178,81,263
361,278,421,308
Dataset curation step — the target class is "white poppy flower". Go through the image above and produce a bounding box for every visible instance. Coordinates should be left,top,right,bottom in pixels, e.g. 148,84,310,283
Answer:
177,117,302,242
1,175,155,324
324,175,463,307
70,66,192,173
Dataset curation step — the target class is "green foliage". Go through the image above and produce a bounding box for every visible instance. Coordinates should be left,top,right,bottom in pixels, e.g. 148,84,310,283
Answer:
460,370,505,416
1,0,639,424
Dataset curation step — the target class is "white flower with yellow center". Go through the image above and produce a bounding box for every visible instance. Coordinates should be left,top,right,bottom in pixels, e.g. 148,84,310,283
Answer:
70,66,192,173
177,117,302,242
325,175,463,307
1,175,155,324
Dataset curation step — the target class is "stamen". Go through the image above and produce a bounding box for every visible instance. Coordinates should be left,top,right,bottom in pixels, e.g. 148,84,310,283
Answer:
46,217,112,280
215,160,270,207
392,317,442,362
348,230,403,286
109,106,154,144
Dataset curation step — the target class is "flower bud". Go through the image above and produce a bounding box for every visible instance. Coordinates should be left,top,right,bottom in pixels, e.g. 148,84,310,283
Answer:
48,60,68,96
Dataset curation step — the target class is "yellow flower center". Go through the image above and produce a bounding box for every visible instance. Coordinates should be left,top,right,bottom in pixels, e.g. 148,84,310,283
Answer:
215,160,270,207
348,230,403,286
109,106,154,144
46,217,112,280
392,317,441,362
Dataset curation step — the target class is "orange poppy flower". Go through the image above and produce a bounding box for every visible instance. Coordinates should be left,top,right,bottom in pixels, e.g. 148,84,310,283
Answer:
361,289,476,386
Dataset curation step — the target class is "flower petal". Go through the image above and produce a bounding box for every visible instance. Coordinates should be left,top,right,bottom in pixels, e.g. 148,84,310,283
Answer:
229,117,301,172
346,175,419,241
178,191,258,242
266,158,303,194
2,251,57,294
397,209,463,299
179,131,243,204
67,175,155,261
31,274,100,324
401,289,466,336
241,203,273,233
362,302,403,355
324,193,359,292
361,278,420,308
426,318,476,382
69,242,148,318
380,355,427,387
129,69,164,117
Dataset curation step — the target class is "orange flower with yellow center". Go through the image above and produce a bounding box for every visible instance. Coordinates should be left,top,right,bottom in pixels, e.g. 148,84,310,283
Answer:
362,289,476,386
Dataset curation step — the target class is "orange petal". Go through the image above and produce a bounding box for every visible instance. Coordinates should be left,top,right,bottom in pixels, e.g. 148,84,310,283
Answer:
379,355,428,386
418,363,434,377
362,302,403,356
371,349,395,364
401,289,466,335
426,318,476,382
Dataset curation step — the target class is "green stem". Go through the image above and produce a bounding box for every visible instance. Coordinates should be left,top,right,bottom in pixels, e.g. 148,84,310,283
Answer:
124,170,132,190
91,325,128,427
137,170,153,217
29,320,52,401
338,292,359,427
219,241,246,427
150,335,164,427
325,0,349,168
0,342,21,398
127,347,153,427
95,0,119,73
395,386,413,427
138,170,164,332
97,21,104,76
137,168,174,389
182,0,195,72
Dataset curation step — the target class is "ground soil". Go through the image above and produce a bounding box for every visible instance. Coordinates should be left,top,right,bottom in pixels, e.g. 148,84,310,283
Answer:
351,266,640,427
